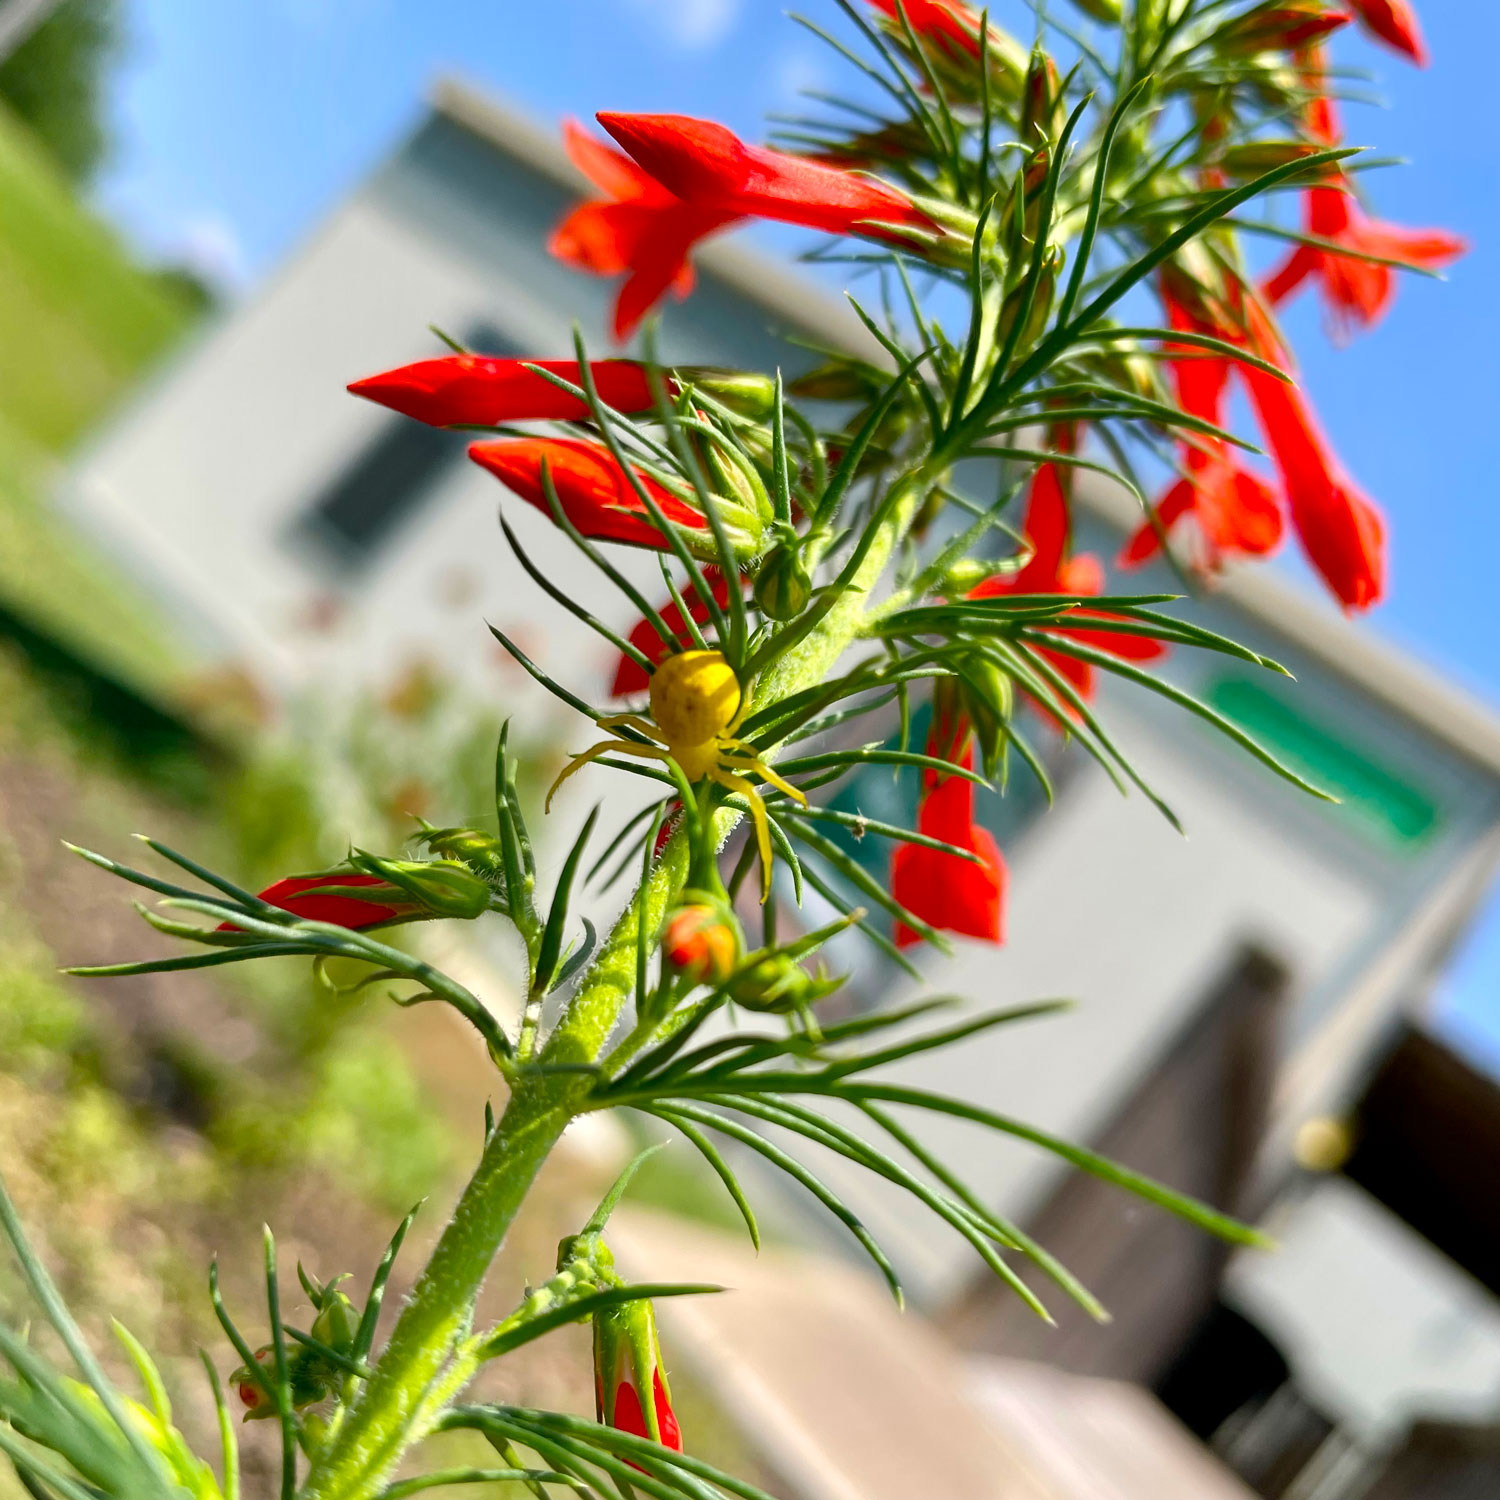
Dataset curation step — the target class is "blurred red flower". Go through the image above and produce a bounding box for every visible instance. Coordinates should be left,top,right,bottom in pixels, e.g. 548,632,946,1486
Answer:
612,570,736,697
1347,0,1428,63
1122,290,1282,570
1240,352,1385,610
892,740,1005,949
976,462,1166,704
1262,96,1463,336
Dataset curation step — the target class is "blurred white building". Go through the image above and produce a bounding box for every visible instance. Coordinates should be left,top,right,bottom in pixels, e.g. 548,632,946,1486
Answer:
63,78,1500,1500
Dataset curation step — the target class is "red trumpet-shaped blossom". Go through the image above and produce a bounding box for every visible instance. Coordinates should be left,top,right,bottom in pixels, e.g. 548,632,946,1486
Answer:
975,462,1167,703
892,739,1005,949
550,119,738,341
1347,0,1427,63
612,570,736,696
348,357,655,427
1122,291,1282,570
217,874,408,933
1240,354,1385,611
469,437,705,550
596,113,940,244
1262,95,1464,337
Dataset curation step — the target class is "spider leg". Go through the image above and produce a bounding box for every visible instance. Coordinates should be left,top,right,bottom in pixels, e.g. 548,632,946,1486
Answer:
719,754,808,806
713,768,774,904
597,714,663,740
547,739,668,811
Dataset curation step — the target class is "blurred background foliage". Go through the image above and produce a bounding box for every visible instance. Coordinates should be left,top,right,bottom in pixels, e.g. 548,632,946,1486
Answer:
0,17,744,1475
0,12,594,1485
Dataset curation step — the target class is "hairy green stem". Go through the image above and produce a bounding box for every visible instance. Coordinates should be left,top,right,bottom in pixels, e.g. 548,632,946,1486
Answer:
299,491,917,1500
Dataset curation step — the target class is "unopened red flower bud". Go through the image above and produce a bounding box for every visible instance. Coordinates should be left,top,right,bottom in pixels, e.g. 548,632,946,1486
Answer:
594,1296,682,1461
348,357,654,428
1020,48,1064,146
217,874,413,933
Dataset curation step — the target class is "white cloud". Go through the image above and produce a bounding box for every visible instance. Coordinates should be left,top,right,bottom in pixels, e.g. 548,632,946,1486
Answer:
622,0,743,51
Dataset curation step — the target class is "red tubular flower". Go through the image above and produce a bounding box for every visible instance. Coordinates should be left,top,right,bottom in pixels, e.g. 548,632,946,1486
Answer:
1241,356,1385,610
1347,0,1427,63
468,437,705,550
892,741,1005,949
217,874,408,933
596,113,940,244
1122,290,1282,570
348,357,655,427
976,463,1166,703
550,119,738,341
1263,94,1464,336
613,570,735,696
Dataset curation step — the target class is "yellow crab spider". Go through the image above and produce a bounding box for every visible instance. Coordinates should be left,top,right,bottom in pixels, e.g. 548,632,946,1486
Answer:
546,650,805,900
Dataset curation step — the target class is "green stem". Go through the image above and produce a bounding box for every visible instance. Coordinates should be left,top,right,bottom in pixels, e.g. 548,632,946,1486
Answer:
299,492,917,1500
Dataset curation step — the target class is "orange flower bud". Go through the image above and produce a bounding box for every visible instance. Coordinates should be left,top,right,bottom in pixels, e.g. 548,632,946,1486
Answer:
663,902,741,984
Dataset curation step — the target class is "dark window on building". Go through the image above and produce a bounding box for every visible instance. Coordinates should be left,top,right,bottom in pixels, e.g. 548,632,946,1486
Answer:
291,322,510,575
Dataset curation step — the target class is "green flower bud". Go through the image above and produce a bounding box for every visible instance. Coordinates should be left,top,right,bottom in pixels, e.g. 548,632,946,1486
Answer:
1216,139,1327,180
683,368,778,419
1020,47,1064,146
944,558,1010,593
347,851,492,920
1071,0,1121,21
789,363,881,402
753,542,813,621
310,1286,359,1355
419,826,508,888
727,951,844,1016
230,1344,331,1419
703,436,773,529
996,248,1061,358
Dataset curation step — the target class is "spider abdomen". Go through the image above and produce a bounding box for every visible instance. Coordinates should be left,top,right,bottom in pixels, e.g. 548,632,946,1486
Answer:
649,651,742,759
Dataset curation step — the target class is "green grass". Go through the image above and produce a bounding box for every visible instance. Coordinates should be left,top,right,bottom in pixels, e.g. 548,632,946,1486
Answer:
0,102,193,455
0,101,200,695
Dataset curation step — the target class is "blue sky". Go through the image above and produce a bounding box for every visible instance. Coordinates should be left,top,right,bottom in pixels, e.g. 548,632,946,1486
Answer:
90,0,1500,1066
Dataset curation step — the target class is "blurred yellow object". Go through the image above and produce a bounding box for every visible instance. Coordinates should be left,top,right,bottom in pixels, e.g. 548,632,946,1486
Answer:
1293,1116,1354,1173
